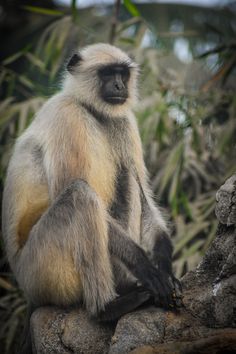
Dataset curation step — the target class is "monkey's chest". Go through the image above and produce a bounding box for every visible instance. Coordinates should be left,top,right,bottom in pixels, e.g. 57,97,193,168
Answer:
88,154,141,240
86,143,117,206
86,145,133,221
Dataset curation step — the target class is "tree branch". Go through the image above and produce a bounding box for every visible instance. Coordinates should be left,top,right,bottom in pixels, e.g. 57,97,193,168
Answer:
109,0,121,44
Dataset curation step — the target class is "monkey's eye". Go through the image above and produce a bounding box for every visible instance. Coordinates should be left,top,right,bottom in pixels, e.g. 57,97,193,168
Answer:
98,65,130,81
98,67,113,79
120,67,130,81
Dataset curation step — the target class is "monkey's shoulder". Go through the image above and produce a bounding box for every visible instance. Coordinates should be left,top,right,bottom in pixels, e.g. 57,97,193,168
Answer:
12,94,88,155
37,94,87,127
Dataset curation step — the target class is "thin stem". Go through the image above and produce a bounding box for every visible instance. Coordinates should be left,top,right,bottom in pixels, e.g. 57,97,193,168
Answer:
109,0,121,44
71,0,78,21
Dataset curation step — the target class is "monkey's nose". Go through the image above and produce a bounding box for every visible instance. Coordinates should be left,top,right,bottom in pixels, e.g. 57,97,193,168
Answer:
115,83,121,90
114,82,124,91
114,75,126,91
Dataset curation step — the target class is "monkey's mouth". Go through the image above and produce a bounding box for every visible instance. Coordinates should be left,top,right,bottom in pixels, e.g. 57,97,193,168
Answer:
105,96,127,105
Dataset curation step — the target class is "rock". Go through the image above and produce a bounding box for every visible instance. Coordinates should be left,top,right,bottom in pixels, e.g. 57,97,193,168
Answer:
31,308,69,354
109,307,166,353
31,307,114,354
215,173,236,225
181,224,236,328
130,329,236,354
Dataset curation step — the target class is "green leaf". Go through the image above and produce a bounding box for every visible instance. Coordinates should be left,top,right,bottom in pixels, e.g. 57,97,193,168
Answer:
160,141,184,194
18,75,34,89
119,37,136,44
25,53,47,73
2,45,32,65
0,278,15,291
3,52,24,65
123,0,141,17
22,6,63,16
117,17,141,34
182,239,205,259
0,98,14,114
6,318,19,354
71,0,77,10
174,221,209,255
180,191,193,220
169,168,180,211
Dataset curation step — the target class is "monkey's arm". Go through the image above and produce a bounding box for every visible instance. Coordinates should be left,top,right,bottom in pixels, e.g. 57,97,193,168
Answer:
96,218,177,322
140,189,182,306
130,117,176,283
107,219,175,309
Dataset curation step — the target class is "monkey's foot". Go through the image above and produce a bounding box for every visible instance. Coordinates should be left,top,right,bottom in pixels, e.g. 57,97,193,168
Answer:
97,287,151,322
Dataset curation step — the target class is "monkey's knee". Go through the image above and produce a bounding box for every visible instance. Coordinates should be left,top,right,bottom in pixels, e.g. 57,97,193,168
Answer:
67,179,89,191
17,244,82,307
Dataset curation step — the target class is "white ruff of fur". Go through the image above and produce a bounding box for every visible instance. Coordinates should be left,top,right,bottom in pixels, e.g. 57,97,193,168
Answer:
63,43,139,117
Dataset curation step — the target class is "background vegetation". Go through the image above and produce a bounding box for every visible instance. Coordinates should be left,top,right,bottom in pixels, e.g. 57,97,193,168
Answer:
0,0,236,352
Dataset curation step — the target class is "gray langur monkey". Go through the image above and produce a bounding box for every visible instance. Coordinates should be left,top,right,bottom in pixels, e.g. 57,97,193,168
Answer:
2,44,182,331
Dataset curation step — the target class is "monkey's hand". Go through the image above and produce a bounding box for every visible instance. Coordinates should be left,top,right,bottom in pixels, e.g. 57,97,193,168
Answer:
133,256,179,310
149,235,183,309
154,273,183,310
144,270,183,310
108,222,182,310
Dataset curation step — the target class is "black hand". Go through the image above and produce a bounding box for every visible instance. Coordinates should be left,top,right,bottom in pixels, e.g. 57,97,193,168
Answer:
131,251,176,309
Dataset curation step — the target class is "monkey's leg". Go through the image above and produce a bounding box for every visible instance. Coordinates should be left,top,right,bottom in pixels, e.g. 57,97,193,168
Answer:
151,232,182,308
98,221,178,322
16,180,115,316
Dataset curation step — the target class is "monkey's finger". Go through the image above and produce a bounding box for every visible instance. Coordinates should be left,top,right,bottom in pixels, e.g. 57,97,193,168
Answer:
153,291,174,310
153,281,175,309
142,266,175,309
158,275,176,307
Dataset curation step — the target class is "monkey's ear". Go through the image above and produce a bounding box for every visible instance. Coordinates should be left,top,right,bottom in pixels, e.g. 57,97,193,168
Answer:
67,53,82,73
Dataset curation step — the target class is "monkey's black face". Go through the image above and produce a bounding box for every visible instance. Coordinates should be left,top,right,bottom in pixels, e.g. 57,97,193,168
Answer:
98,64,130,105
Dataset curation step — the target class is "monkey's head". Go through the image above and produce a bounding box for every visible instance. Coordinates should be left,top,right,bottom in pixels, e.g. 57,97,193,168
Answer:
63,43,139,116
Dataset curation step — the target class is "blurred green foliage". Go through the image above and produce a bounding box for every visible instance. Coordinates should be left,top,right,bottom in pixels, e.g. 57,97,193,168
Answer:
0,1,236,352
